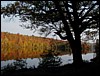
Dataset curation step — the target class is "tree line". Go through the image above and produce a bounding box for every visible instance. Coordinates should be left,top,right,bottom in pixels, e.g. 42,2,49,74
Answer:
1,32,91,60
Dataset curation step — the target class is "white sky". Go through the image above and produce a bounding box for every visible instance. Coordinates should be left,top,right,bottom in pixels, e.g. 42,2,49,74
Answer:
1,1,33,35
1,15,34,36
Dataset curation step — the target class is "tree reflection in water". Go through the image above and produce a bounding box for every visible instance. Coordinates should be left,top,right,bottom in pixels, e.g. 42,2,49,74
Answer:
1,59,27,74
38,50,62,72
1,50,62,74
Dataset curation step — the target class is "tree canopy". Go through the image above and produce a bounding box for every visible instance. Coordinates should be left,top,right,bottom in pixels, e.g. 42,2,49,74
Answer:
1,1,99,38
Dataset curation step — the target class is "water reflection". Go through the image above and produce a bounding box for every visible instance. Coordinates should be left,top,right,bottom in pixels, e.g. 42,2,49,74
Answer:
38,50,62,69
1,59,27,74
1,53,94,74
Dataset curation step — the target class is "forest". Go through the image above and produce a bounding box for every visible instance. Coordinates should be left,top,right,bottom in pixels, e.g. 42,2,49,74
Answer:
1,32,91,60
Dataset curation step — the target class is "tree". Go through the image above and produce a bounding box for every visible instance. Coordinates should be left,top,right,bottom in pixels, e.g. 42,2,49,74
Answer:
1,1,99,64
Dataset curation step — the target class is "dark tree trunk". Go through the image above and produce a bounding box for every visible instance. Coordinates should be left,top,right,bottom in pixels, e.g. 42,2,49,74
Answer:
54,1,83,65
68,35,83,65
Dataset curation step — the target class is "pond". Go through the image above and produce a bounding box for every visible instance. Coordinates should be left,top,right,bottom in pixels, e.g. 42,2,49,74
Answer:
1,53,95,71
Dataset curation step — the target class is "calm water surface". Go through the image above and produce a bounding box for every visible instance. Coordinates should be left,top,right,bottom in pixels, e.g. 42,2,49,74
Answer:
1,53,94,70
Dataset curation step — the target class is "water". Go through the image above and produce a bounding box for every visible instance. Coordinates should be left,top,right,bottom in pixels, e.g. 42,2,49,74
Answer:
1,53,94,70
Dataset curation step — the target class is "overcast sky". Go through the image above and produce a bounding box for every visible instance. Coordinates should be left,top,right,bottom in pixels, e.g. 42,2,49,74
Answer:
1,1,34,36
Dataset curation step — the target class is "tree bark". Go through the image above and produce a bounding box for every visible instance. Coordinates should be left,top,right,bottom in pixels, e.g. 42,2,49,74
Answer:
68,35,83,65
54,1,83,65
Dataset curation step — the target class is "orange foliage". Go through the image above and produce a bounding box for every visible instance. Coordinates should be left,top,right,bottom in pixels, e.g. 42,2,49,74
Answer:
1,32,91,60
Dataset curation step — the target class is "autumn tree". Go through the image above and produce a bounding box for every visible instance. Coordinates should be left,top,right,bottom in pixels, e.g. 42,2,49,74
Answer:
1,1,99,64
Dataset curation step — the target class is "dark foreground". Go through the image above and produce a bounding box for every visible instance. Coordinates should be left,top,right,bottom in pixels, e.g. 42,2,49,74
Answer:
1,62,99,76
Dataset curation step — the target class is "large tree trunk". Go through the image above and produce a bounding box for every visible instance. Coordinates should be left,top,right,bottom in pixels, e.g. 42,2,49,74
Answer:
68,35,83,65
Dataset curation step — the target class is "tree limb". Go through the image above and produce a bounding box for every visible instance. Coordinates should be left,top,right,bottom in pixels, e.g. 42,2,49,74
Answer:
79,15,99,34
63,1,73,28
80,2,97,22
54,1,74,40
71,1,80,33
54,31,67,40
79,7,86,17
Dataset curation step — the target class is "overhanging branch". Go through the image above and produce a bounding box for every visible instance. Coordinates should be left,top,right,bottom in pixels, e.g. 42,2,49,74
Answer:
80,2,97,22
79,19,98,34
71,1,80,30
54,31,67,40
79,7,86,17
63,1,74,29
54,1,74,40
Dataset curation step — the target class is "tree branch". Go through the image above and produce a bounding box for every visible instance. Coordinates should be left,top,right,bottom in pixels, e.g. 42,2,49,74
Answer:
79,15,99,34
79,7,86,17
54,1,74,40
71,1,80,33
63,1,73,27
54,31,67,40
80,2,97,22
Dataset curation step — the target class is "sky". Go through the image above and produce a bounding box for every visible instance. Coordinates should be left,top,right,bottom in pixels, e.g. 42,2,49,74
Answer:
1,1,61,40
1,1,33,36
